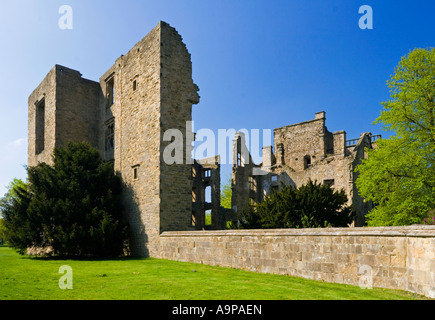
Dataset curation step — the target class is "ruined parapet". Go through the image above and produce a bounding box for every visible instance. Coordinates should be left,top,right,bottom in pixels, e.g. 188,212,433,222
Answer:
159,21,200,235
348,132,380,226
231,132,260,219
273,111,329,171
262,145,274,168
333,130,346,156
28,65,100,168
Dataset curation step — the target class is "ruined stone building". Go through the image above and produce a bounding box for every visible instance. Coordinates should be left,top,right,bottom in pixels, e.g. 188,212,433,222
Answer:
28,21,379,257
231,111,380,227
28,21,227,256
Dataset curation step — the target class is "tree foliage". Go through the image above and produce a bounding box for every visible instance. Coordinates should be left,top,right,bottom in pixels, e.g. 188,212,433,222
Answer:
240,180,354,229
0,178,27,245
0,218,6,244
356,48,435,226
1,142,129,257
0,179,27,204
220,177,232,210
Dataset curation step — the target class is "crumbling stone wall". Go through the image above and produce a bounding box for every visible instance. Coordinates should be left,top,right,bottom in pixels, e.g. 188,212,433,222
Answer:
25,21,435,300
98,22,165,256
97,21,200,255
159,21,200,235
28,65,100,167
28,22,201,257
232,111,378,226
192,156,224,230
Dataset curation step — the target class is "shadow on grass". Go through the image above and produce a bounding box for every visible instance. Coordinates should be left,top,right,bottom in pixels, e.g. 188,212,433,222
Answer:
26,254,150,262
2,245,149,262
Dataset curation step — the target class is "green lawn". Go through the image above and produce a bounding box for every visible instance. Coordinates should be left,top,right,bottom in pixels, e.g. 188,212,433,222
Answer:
0,246,426,300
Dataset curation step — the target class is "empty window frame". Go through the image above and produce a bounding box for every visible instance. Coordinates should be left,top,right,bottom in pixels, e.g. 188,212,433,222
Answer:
191,211,196,227
277,143,285,164
323,179,335,187
204,169,211,178
192,188,197,202
205,209,212,226
249,176,256,191
304,155,312,169
237,152,242,166
205,185,211,203
132,165,140,180
106,76,115,107
35,98,46,154
105,120,115,156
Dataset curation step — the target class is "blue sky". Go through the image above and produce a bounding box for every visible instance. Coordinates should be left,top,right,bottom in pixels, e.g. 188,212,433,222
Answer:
0,0,434,197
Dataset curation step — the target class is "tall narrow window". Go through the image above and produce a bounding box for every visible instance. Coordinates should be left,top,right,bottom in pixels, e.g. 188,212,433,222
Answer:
106,76,114,107
105,120,115,159
205,186,211,203
132,165,140,180
205,210,212,226
249,176,256,191
205,186,212,226
35,99,45,154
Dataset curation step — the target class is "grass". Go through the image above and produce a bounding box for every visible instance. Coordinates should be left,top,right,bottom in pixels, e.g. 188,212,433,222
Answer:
0,246,427,300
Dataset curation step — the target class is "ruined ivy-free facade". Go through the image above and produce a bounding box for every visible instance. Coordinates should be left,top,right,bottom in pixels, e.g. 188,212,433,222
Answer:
26,21,435,298
28,22,206,256
231,111,381,227
29,21,375,256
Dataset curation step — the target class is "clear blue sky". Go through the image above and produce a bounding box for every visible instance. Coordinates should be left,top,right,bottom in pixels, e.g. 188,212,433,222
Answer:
0,0,434,197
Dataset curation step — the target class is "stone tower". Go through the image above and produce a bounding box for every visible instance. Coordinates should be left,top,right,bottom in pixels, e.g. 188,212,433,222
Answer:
28,65,101,167
28,21,200,256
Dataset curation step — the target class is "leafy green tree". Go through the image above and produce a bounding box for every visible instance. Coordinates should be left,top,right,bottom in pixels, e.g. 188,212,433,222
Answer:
220,177,232,209
0,178,28,240
0,179,29,250
1,142,129,257
356,48,435,226
240,180,353,229
0,179,27,205
0,218,6,244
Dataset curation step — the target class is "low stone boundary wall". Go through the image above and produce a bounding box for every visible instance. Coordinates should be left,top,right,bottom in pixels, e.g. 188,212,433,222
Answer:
157,226,435,298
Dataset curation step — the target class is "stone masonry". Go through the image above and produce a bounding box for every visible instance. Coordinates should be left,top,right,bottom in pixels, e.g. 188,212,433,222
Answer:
28,21,207,256
231,111,381,226
28,21,435,298
158,226,435,298
28,66,100,167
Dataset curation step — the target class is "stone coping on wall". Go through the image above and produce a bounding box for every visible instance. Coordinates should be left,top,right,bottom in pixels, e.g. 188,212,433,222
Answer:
161,225,435,238
159,225,435,298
